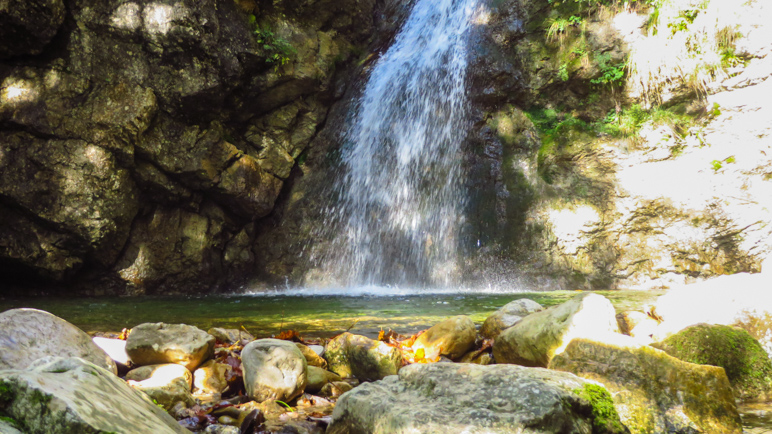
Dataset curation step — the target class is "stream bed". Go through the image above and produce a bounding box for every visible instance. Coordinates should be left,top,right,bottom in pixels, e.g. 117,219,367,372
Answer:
1,288,769,432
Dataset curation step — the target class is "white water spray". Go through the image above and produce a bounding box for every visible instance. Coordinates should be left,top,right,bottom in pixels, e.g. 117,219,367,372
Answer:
317,0,481,287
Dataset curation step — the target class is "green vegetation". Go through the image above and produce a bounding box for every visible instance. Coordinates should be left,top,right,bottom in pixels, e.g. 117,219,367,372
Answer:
574,383,627,433
653,324,772,402
0,416,21,430
248,15,296,70
0,380,12,403
590,53,626,88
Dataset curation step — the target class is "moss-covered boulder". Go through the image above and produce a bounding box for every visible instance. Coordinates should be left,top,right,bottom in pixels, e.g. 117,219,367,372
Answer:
550,337,743,434
652,323,772,403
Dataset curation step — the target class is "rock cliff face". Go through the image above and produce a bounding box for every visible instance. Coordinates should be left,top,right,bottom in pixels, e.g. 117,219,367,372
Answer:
2,0,770,294
461,0,772,290
0,0,388,294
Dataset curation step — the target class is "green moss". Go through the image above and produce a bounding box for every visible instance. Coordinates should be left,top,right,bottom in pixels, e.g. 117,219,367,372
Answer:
0,416,21,429
574,383,627,433
0,380,13,403
654,324,772,402
29,389,52,407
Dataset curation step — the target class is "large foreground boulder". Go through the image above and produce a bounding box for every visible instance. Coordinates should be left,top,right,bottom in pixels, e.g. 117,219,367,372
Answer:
652,323,772,403
241,339,307,402
411,315,476,360
493,293,619,367
324,332,403,381
0,308,116,375
0,357,188,433
126,322,215,370
480,298,543,339
327,363,628,434
550,338,743,434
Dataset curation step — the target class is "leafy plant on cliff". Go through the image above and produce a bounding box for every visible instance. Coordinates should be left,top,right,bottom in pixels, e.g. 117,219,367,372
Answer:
248,15,296,70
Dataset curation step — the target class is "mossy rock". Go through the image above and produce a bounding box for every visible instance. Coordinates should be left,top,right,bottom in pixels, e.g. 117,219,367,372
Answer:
574,383,629,434
652,323,772,402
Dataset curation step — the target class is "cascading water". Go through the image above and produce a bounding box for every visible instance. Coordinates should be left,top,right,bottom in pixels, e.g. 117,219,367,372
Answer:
317,0,482,287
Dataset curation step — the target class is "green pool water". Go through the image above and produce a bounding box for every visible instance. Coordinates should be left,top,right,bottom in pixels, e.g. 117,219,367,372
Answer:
0,289,663,338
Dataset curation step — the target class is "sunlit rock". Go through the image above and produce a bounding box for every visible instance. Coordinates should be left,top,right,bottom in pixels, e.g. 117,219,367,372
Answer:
241,338,307,402
412,315,477,360
550,338,742,434
93,336,130,367
324,332,403,382
296,342,327,369
652,323,772,403
126,363,195,410
327,363,627,434
0,357,188,433
193,360,232,398
493,293,619,367
616,311,658,342
0,308,116,375
480,298,543,339
126,322,215,371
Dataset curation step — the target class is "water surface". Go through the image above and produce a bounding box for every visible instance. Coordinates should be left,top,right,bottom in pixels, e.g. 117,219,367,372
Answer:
0,289,662,337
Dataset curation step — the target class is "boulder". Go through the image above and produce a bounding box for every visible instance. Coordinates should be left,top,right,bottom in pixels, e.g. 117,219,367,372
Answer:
208,327,255,344
412,315,477,360
296,342,328,368
126,322,215,370
493,293,619,367
324,332,403,381
0,0,65,58
0,308,116,375
480,298,543,339
652,323,772,403
126,363,195,410
241,338,307,402
0,357,188,433
653,274,772,358
550,337,743,434
193,360,233,397
306,366,341,393
327,363,628,434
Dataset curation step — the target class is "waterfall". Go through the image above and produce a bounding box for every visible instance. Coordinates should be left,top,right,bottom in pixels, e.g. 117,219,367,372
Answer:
318,0,481,287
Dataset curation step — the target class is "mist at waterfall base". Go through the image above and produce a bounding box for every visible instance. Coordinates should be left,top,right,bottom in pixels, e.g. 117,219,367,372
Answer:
299,0,487,291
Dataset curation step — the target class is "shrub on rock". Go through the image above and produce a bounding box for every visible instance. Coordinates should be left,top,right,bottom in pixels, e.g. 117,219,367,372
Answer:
652,323,772,402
